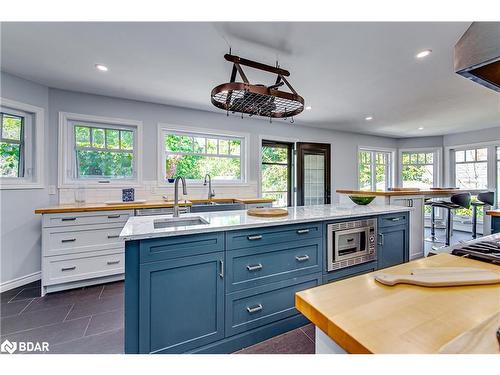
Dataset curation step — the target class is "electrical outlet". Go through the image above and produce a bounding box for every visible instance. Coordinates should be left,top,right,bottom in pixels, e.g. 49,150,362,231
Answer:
48,185,57,195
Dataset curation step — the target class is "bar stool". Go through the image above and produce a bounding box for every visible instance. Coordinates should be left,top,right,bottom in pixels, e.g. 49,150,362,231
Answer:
431,192,471,247
471,191,495,239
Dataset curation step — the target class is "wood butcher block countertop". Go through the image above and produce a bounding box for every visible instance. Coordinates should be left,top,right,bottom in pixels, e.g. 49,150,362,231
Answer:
295,254,500,354
336,188,486,197
486,209,500,217
34,197,274,214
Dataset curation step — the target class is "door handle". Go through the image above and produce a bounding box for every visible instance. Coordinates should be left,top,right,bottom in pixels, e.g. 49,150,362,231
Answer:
246,263,263,272
246,304,263,314
219,260,224,278
295,255,310,262
296,229,310,234
247,235,263,241
61,238,76,243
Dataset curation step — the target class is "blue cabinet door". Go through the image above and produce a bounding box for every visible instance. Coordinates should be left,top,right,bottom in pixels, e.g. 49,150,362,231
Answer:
138,252,225,353
377,225,408,270
492,216,500,234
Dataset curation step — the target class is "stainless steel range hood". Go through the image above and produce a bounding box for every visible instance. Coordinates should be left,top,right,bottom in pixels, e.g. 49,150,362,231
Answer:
454,22,500,92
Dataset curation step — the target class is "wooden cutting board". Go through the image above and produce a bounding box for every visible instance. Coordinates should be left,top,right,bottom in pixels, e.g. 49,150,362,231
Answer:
411,267,492,275
375,270,500,287
439,311,500,354
247,208,289,217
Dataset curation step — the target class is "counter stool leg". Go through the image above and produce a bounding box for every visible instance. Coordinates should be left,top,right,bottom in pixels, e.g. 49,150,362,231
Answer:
445,208,452,246
472,205,478,239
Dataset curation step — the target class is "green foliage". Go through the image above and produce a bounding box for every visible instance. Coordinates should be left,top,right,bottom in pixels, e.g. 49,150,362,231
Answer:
0,142,20,177
77,150,133,178
166,155,240,180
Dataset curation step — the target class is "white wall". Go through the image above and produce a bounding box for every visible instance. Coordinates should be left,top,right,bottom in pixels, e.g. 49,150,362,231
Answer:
0,73,50,290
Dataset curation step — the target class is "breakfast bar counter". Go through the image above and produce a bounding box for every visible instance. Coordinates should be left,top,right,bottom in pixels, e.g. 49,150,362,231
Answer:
295,253,500,354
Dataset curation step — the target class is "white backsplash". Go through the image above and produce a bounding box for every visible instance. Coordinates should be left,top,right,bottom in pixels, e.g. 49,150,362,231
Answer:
58,180,259,204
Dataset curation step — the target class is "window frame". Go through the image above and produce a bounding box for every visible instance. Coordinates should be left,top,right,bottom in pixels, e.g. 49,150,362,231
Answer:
0,98,44,190
398,147,441,188
157,123,249,186
59,112,143,188
357,146,395,191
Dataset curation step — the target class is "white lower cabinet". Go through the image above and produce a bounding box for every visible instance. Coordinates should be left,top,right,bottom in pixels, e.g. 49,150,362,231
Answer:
41,210,132,295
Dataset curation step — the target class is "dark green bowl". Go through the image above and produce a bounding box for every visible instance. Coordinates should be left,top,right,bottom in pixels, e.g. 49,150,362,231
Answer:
348,195,376,205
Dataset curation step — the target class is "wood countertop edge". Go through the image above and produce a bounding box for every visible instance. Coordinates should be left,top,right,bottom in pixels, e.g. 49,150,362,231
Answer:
34,197,275,214
295,293,372,354
486,209,500,217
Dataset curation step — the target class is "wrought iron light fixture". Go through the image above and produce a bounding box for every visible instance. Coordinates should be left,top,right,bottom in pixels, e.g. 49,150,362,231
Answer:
211,54,305,122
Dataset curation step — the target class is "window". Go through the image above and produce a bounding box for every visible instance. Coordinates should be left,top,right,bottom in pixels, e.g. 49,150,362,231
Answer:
358,149,392,191
400,150,438,189
454,148,488,189
0,98,44,189
159,127,246,183
59,112,142,187
261,140,293,207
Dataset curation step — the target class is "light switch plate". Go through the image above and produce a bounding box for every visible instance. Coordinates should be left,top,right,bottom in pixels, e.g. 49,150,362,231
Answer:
48,185,57,195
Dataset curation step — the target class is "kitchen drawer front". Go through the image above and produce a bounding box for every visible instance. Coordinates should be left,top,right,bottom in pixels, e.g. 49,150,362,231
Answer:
139,232,224,263
226,222,322,251
43,210,133,228
244,202,273,209
43,248,124,286
377,212,408,228
226,239,322,292
43,223,124,256
225,274,321,336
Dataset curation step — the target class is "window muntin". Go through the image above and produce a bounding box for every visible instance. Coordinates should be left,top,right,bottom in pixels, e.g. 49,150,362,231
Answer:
454,147,488,189
70,121,136,180
162,131,244,182
0,112,24,178
359,149,392,191
401,151,435,189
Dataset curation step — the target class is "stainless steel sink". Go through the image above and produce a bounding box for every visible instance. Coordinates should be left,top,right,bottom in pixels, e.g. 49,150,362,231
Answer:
191,201,244,213
153,216,209,229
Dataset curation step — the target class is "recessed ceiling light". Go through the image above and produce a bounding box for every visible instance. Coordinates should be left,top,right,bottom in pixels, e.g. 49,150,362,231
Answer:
416,49,432,59
95,64,109,72
305,106,312,110
365,116,373,121
418,127,424,130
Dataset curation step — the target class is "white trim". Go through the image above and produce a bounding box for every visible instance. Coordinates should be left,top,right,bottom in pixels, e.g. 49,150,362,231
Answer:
0,97,45,190
357,145,396,190
397,146,442,188
0,271,41,293
58,112,143,188
156,123,250,186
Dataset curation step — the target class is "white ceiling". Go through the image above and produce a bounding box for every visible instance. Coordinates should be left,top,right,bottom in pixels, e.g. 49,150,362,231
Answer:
1,22,499,138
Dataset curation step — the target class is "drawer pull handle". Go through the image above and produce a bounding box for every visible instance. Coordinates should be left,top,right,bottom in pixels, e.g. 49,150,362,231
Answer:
346,238,354,242
390,217,402,222
61,217,77,221
296,229,310,234
61,238,76,243
246,263,263,272
107,214,121,219
246,304,263,314
107,260,120,265
247,235,263,241
107,234,119,239
295,255,310,262
61,266,76,271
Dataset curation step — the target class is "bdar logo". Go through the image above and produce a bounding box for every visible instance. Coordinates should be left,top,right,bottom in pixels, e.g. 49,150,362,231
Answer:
1,339,17,354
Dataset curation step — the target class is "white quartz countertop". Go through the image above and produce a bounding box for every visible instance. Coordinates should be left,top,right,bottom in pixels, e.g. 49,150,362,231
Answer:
120,203,412,241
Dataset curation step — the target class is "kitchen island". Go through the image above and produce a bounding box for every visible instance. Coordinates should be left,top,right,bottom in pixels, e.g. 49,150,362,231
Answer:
120,204,411,354
295,250,500,354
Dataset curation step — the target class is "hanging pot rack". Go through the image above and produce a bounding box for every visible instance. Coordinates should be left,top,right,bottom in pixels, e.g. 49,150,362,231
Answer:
211,54,305,121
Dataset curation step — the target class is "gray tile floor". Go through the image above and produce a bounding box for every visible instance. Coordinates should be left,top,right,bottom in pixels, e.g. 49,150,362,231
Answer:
0,280,314,354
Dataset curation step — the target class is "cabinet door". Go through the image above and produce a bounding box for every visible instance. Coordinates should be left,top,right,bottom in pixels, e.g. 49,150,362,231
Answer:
377,225,408,269
139,252,224,353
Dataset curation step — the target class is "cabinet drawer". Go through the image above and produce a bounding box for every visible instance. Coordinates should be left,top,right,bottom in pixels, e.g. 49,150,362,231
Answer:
226,239,322,292
43,223,124,256
43,210,133,228
378,212,408,228
225,275,321,336
43,249,124,286
139,232,224,263
226,222,322,250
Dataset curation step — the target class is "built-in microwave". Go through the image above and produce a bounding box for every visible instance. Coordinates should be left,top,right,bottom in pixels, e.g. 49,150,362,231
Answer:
327,218,377,271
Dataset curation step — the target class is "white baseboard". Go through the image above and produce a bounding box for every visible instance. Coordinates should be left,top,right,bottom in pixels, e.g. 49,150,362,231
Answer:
0,271,41,293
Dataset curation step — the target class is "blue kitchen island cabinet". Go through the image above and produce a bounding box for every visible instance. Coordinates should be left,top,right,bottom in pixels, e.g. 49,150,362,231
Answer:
377,212,410,269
